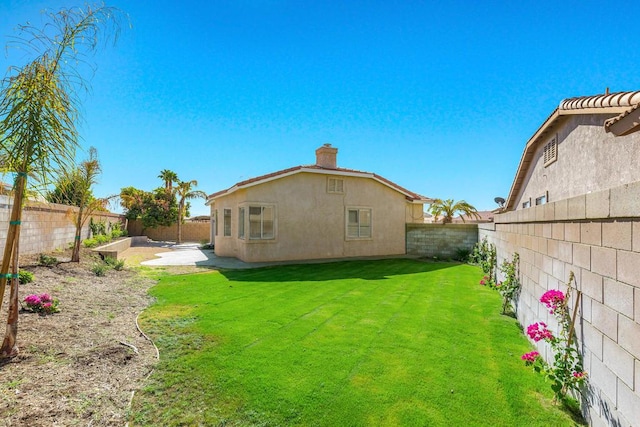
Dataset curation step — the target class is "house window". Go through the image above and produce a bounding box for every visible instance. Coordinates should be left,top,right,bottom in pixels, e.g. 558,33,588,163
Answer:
522,199,531,209
223,209,231,236
347,208,371,238
238,207,245,239
249,205,275,240
327,177,344,193
543,136,557,166
214,210,218,236
536,192,548,206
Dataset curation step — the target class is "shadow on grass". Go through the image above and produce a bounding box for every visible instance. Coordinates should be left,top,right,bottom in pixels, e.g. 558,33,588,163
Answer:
219,258,463,282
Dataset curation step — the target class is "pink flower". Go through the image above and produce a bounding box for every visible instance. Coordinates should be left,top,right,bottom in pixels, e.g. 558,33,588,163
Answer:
480,280,486,285
540,290,565,314
24,294,42,306
521,351,540,363
495,282,502,288
527,322,554,342
39,293,52,303
572,371,587,379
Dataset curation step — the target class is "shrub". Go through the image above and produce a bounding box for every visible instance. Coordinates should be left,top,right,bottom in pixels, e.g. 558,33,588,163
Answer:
38,254,58,267
91,263,109,277
522,271,586,403
104,256,125,271
454,248,471,262
90,218,107,237
498,252,520,314
22,293,60,314
18,270,34,285
83,238,98,248
95,234,110,244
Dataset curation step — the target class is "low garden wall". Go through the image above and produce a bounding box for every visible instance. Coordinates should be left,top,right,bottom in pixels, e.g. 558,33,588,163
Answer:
92,236,148,259
127,219,210,243
479,180,640,426
406,223,478,259
0,195,124,263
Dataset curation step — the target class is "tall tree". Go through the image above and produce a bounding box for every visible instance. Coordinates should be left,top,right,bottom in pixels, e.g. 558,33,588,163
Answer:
158,169,178,193
0,5,123,358
429,198,481,224
175,180,206,244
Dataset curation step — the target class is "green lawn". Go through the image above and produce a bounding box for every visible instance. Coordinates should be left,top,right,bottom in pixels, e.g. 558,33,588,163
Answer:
131,259,580,426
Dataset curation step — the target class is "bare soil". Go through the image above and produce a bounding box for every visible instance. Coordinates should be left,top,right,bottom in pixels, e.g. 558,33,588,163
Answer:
0,246,186,426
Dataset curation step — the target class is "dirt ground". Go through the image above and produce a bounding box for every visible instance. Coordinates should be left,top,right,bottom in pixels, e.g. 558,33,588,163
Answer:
0,246,197,426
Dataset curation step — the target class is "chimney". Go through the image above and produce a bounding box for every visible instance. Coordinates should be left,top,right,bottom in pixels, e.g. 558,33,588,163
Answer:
315,143,338,169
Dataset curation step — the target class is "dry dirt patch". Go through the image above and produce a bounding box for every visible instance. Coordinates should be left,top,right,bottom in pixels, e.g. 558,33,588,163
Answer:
0,249,162,426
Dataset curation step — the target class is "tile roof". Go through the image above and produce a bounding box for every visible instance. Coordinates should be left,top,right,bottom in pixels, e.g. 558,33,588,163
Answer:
207,164,431,203
505,91,640,211
604,102,640,136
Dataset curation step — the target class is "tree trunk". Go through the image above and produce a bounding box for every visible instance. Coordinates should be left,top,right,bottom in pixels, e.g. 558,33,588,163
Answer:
0,174,26,358
0,244,21,358
0,174,26,312
71,206,84,262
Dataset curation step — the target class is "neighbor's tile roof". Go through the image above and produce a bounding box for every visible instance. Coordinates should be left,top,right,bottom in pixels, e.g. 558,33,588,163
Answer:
208,164,431,203
505,91,640,211
604,102,640,136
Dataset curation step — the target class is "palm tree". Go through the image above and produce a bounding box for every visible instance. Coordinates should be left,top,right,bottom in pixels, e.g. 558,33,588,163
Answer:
56,147,111,262
429,198,481,224
175,180,207,244
158,169,178,193
0,5,123,358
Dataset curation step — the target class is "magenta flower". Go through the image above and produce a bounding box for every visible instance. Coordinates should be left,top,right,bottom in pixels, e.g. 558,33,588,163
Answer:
572,371,587,379
480,279,486,285
24,294,42,306
540,290,565,314
527,322,554,342
39,293,52,303
521,351,540,363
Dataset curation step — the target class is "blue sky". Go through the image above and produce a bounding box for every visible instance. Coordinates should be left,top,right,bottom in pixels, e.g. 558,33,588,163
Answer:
2,1,640,216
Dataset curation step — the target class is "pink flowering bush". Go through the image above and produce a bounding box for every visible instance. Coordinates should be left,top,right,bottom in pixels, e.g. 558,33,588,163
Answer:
540,289,565,315
21,293,60,315
521,272,586,402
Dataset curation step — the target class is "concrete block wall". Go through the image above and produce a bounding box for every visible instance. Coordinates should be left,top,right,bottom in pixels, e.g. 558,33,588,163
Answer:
127,219,210,243
406,223,478,258
0,195,124,262
480,180,640,427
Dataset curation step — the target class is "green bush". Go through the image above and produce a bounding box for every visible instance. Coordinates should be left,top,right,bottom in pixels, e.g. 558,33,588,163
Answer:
103,256,125,271
95,234,110,244
38,254,58,267
91,263,109,277
83,238,98,248
19,270,34,284
454,248,471,262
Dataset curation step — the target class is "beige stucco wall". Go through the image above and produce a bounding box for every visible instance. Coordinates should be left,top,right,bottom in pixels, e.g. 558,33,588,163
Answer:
211,172,421,262
515,114,640,209
127,219,210,243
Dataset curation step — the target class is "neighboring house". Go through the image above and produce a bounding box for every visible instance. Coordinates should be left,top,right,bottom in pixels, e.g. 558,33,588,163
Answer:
483,91,640,426
206,144,432,262
505,91,640,211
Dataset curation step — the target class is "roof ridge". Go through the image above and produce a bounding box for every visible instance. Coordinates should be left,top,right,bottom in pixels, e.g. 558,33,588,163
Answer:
560,91,640,110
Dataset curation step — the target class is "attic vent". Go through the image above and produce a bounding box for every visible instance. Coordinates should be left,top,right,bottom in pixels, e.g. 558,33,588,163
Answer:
543,136,557,166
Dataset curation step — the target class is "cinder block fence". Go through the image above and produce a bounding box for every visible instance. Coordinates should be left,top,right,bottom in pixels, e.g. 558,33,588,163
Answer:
480,180,640,426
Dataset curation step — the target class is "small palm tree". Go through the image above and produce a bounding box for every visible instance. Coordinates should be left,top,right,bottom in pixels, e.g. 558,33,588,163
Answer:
429,198,481,224
0,5,123,358
175,180,207,244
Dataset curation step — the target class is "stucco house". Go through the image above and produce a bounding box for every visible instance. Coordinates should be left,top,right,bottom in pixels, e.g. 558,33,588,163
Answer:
206,144,432,262
482,90,640,426
504,90,640,211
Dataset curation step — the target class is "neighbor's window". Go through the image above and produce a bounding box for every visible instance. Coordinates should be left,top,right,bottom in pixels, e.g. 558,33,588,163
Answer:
543,136,557,166
249,205,275,240
347,208,371,238
536,193,547,206
238,207,245,239
223,209,231,236
327,177,344,193
522,200,531,209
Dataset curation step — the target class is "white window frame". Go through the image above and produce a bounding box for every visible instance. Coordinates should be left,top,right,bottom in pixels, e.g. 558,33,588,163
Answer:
327,177,344,194
346,207,372,239
248,204,276,240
